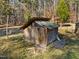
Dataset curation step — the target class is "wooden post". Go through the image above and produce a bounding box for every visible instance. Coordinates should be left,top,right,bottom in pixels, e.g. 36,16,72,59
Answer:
75,1,78,22
6,15,9,39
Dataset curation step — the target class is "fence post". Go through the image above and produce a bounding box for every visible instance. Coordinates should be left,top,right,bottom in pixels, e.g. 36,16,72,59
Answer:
6,15,9,39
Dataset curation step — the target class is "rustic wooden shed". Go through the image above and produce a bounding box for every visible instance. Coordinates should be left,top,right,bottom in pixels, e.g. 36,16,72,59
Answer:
21,17,65,52
23,21,64,47
33,21,59,45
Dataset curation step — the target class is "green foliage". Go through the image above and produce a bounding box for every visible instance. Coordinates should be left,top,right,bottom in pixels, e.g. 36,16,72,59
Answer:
24,9,31,21
56,0,69,22
0,0,13,15
64,49,79,59
23,0,39,21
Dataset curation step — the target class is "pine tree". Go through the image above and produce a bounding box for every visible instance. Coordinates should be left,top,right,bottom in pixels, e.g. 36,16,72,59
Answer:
56,0,69,22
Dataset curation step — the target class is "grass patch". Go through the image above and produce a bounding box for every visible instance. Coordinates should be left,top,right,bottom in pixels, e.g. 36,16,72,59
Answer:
0,33,79,59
